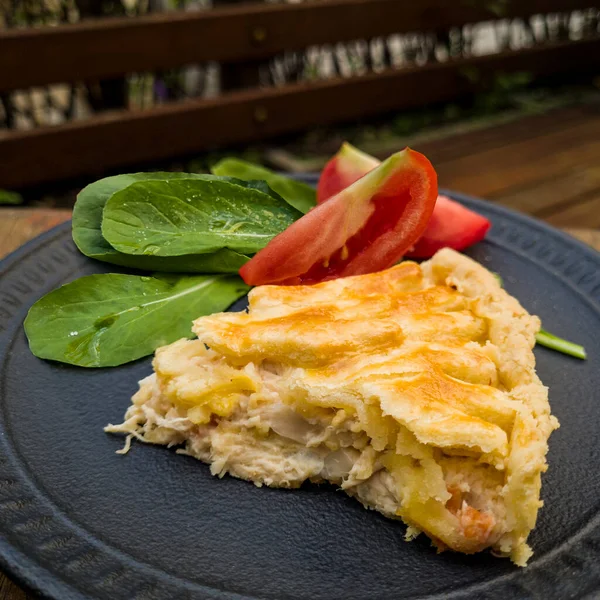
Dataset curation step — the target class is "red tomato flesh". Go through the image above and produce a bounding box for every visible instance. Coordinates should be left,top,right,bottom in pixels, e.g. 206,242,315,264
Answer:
318,142,491,257
317,142,379,204
239,148,438,286
406,195,491,258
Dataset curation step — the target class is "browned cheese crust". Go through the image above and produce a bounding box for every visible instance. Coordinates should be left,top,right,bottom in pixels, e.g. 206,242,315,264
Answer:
107,249,558,565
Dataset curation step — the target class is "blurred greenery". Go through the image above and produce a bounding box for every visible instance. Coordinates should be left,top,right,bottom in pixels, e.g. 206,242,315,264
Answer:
463,0,510,18
0,190,24,205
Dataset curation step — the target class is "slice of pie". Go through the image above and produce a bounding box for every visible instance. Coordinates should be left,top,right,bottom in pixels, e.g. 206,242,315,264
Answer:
107,248,558,565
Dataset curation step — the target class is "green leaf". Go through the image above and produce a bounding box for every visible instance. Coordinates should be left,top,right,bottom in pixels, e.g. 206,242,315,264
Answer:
535,329,587,360
212,158,316,214
73,173,249,273
101,177,302,256
24,273,249,367
0,189,24,205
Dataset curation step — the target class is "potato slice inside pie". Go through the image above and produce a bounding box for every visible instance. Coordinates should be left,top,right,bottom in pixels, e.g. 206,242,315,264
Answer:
107,248,558,565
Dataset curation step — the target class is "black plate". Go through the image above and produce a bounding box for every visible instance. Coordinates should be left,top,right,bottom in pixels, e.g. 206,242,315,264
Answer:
1,184,600,600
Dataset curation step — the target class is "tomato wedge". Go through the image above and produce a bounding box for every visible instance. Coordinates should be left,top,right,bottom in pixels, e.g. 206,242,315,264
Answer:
239,148,437,286
406,195,491,258
317,142,379,204
317,142,491,257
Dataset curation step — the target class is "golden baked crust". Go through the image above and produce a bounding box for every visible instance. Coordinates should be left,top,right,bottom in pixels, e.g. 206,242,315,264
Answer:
107,248,558,565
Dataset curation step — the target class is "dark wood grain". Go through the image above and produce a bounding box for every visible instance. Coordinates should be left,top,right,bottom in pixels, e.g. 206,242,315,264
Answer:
546,194,600,228
2,37,599,190
491,164,600,215
434,115,600,198
0,0,592,92
0,573,31,600
0,209,71,259
415,105,600,168
564,228,600,249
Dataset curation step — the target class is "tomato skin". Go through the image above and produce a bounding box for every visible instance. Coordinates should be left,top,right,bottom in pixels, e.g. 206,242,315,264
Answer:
318,142,491,258
317,142,379,204
239,148,438,286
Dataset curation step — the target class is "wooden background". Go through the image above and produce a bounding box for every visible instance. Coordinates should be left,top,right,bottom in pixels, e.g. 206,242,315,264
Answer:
1,0,599,190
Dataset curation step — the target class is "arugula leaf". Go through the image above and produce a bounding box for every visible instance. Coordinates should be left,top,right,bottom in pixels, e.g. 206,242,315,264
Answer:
212,158,316,214
24,273,249,367
73,173,249,273
101,177,302,257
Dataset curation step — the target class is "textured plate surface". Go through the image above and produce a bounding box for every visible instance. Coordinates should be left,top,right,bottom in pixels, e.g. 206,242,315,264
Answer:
1,183,600,600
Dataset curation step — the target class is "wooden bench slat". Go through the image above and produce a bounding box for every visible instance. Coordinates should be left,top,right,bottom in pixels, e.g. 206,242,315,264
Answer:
546,193,600,228
435,119,600,197
0,0,594,92
416,104,599,167
1,37,599,189
492,163,600,215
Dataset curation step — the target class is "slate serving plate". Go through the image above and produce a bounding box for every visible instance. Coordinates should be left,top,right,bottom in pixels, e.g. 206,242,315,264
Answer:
1,182,600,600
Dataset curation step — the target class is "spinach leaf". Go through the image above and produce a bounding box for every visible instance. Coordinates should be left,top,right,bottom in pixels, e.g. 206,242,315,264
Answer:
73,173,249,273
212,158,316,214
24,273,249,367
101,177,302,257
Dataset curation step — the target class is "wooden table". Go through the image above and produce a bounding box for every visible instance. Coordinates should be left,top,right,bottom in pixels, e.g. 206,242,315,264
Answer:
0,208,598,600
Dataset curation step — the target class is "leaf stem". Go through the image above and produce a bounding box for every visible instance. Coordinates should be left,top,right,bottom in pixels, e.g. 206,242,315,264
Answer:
535,329,587,360
494,272,586,360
